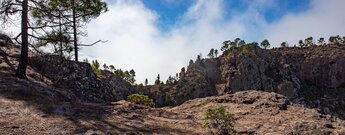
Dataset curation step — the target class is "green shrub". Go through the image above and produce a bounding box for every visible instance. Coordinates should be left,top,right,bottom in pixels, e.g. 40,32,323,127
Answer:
202,106,235,135
91,60,101,76
241,44,256,57
224,51,233,61
220,65,228,81
127,94,155,107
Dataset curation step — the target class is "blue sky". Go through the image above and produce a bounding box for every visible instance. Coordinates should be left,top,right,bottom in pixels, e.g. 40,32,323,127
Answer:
142,0,310,31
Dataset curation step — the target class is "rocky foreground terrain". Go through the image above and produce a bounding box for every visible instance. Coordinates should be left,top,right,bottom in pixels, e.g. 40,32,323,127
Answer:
1,77,345,134
1,33,345,134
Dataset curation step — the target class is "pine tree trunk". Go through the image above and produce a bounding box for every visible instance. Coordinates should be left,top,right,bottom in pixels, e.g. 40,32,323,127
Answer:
15,0,28,79
59,13,63,58
72,0,78,62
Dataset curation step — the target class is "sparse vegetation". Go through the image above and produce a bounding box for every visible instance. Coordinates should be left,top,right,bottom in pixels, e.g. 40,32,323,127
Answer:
208,48,215,58
215,49,219,57
281,42,288,48
91,60,101,76
304,37,314,46
145,78,148,86
260,39,270,49
197,53,202,61
299,40,305,47
179,67,186,79
202,106,235,135
224,51,233,61
318,37,325,45
220,65,228,81
238,40,246,47
127,94,155,107
155,74,161,85
241,44,256,57
221,40,231,51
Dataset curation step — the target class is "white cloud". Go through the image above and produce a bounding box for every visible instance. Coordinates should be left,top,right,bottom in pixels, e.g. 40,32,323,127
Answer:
81,0,251,84
79,0,345,84
265,0,345,46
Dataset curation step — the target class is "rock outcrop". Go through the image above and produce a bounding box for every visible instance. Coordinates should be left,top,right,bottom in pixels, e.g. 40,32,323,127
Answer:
144,44,345,109
274,45,345,88
1,34,137,104
220,45,301,97
144,58,221,106
0,33,13,46
29,55,138,103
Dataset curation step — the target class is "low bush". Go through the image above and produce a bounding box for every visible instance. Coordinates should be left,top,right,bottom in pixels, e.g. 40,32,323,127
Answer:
202,106,235,135
127,94,155,107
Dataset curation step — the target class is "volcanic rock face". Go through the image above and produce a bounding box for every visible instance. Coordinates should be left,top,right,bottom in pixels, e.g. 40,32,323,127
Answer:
274,45,345,88
147,44,345,108
170,58,221,105
29,55,137,103
146,58,221,107
220,45,301,97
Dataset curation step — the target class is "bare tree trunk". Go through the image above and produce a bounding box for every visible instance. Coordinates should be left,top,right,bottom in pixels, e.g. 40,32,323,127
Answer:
72,0,78,62
16,0,28,79
59,13,63,58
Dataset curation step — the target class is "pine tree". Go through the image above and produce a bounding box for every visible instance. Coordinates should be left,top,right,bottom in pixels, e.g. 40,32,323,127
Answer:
32,0,108,61
208,48,215,58
155,74,161,85
214,49,218,57
260,39,270,49
197,53,202,61
304,37,313,46
109,65,115,72
129,69,136,84
221,40,230,51
238,40,246,47
318,37,325,46
299,40,305,47
280,42,288,48
145,78,148,86
1,0,32,78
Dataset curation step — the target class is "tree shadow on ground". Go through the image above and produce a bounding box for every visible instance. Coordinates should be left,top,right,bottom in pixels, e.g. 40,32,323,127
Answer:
0,75,193,134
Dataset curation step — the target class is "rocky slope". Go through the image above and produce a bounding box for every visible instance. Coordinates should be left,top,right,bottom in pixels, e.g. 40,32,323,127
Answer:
1,78,345,135
28,55,138,103
0,33,138,103
144,43,345,119
143,58,221,106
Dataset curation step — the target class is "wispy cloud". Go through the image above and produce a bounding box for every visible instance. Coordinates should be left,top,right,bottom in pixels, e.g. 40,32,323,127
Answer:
265,0,345,46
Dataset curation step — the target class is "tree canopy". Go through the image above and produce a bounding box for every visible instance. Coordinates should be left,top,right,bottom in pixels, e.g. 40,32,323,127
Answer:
260,39,270,49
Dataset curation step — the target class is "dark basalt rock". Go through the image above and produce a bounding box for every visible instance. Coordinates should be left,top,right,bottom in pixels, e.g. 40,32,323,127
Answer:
29,55,138,103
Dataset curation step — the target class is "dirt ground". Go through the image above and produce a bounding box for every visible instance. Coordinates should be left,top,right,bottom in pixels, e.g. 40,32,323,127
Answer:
1,76,345,135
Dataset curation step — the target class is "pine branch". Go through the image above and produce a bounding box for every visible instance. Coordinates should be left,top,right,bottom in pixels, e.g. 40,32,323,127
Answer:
78,40,108,46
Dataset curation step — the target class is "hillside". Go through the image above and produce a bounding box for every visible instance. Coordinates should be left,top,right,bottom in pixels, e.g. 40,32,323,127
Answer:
142,43,345,120
1,33,345,134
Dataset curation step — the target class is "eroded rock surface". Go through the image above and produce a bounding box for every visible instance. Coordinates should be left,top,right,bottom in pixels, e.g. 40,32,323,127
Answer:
29,55,138,103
